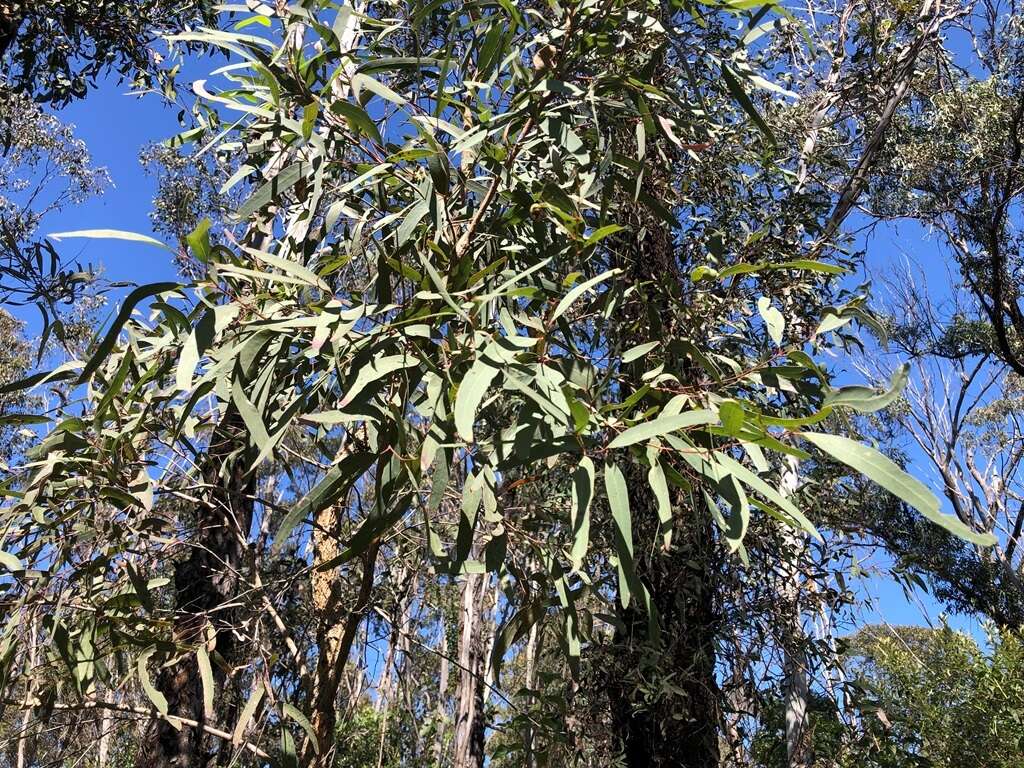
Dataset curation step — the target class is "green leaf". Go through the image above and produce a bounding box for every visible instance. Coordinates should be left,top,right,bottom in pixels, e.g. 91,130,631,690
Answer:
584,224,626,248
647,457,673,549
718,260,846,279
718,399,745,435
551,268,621,322
455,354,502,443
717,472,749,551
47,229,173,251
331,101,383,146
232,684,265,746
622,341,659,364
801,432,996,546
138,648,168,716
356,56,447,74
280,728,298,768
80,282,181,384
0,362,81,395
713,452,820,540
824,363,909,413
570,458,595,571
176,309,216,392
186,218,213,262
339,354,417,407
757,297,785,345
351,73,408,105
609,409,716,448
301,101,319,140
236,162,308,220
197,647,215,720
231,385,271,452
252,250,331,290
490,601,548,682
272,452,375,551
0,551,23,571
721,64,775,142
282,702,319,754
604,462,635,608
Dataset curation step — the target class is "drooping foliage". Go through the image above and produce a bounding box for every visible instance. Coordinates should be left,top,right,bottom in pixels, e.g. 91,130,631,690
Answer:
0,1,1007,766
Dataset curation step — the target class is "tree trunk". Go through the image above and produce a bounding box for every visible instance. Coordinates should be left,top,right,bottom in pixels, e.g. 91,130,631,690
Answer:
452,571,487,768
136,406,255,768
602,127,723,765
376,563,411,714
782,537,811,768
16,614,37,768
304,497,381,767
523,622,539,768
433,618,450,765
97,688,113,767
609,507,722,768
781,459,811,768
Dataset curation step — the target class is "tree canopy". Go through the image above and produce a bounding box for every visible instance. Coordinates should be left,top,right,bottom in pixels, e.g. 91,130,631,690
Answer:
0,1,1022,767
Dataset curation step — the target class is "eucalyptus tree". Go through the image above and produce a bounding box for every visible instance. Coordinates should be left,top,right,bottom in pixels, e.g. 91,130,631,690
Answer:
846,267,1024,631
844,624,1024,768
585,0,977,762
868,0,1024,375
850,0,1024,631
0,0,215,104
0,0,997,767
0,85,109,335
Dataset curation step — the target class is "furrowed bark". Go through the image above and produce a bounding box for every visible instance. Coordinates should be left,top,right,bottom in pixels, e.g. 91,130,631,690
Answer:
606,211,723,767
136,404,255,768
609,509,723,768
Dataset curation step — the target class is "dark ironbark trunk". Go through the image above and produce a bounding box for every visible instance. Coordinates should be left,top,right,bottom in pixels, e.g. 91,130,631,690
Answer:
604,148,724,766
609,494,723,768
137,406,255,768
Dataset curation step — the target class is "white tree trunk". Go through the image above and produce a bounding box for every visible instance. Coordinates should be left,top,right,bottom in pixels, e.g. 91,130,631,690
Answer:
452,572,487,768
781,458,811,768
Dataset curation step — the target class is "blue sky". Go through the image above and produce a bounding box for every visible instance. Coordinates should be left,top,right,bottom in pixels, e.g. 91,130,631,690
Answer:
24,69,984,640
27,78,185,315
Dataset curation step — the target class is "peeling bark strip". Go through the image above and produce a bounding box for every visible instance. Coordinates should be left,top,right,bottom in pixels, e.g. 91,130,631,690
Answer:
136,405,255,768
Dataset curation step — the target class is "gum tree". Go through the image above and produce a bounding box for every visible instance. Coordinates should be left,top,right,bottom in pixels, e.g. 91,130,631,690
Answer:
0,1,995,766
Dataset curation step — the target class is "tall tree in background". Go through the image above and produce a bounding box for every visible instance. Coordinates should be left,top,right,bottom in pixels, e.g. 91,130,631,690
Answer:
856,0,1024,633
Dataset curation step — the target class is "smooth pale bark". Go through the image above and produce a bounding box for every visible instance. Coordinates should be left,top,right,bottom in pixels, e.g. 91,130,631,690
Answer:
376,564,411,713
523,622,539,768
722,632,753,768
97,688,113,767
433,618,451,765
452,571,488,768
16,615,37,768
783,641,811,768
780,459,811,768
